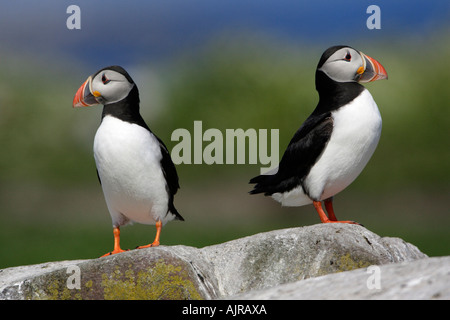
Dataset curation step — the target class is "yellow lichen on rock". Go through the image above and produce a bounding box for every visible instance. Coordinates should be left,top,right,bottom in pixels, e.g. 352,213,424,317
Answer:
338,253,372,272
100,259,203,300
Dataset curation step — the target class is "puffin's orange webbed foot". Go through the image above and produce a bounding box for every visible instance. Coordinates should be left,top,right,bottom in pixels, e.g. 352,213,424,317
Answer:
136,220,162,250
100,226,129,257
314,200,363,226
135,242,160,250
100,248,129,257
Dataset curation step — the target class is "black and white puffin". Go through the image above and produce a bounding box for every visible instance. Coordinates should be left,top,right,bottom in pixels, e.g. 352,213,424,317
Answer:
73,65,183,257
250,46,388,224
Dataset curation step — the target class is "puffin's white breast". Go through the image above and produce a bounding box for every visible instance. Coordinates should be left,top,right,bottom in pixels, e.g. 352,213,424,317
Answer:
93,115,168,225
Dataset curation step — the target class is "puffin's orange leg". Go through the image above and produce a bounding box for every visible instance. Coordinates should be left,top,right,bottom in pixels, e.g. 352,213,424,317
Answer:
313,201,359,225
324,197,337,221
101,226,128,257
136,220,162,249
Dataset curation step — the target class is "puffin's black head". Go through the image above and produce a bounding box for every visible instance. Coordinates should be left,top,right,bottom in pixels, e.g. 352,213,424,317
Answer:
316,45,388,86
73,65,138,107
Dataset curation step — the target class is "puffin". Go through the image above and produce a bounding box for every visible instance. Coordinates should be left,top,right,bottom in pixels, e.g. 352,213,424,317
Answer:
73,65,184,257
249,45,388,224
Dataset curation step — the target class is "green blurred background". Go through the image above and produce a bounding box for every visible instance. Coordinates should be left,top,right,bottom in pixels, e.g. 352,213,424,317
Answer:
0,1,449,268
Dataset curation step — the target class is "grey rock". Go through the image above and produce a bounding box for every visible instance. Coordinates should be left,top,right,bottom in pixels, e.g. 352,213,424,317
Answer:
0,224,429,300
198,224,426,297
0,260,87,300
231,256,450,300
0,248,216,300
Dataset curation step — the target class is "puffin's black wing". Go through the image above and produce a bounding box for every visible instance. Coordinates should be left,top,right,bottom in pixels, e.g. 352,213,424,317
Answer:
96,169,102,184
133,112,184,221
156,136,179,195
155,135,184,221
249,112,333,196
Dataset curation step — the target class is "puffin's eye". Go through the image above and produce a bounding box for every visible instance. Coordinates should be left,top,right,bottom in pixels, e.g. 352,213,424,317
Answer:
344,52,352,61
101,74,111,85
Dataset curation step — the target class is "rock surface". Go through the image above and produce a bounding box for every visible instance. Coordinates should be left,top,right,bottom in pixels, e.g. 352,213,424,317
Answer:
0,224,431,300
231,256,450,300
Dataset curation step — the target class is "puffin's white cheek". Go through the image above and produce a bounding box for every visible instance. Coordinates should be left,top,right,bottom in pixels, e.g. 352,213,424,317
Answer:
103,83,134,104
322,63,359,83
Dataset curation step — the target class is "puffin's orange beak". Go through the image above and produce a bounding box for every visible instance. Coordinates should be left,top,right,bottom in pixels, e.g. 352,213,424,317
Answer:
358,52,388,83
73,76,99,107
